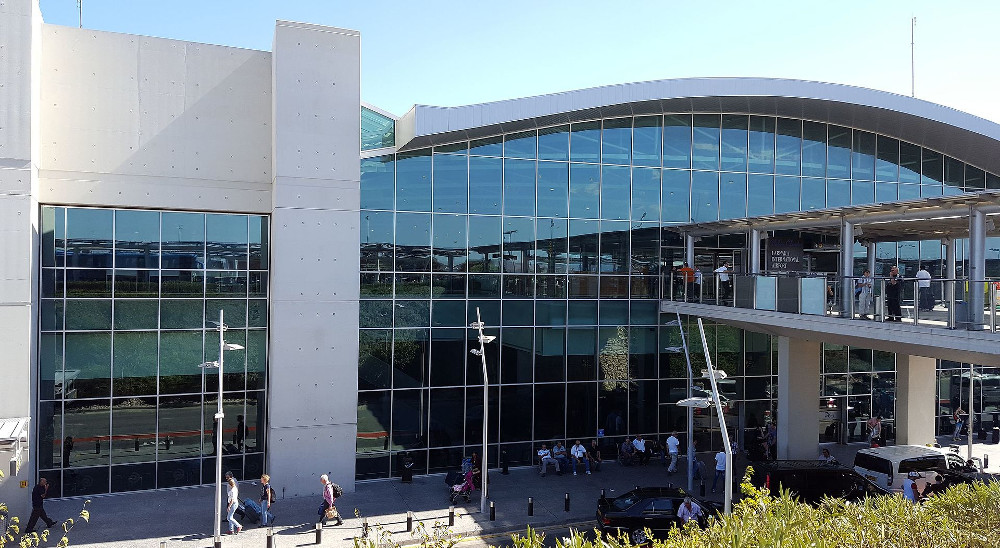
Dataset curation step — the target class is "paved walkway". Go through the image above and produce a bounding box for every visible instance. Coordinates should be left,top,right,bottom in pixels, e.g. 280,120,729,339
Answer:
41,436,1000,548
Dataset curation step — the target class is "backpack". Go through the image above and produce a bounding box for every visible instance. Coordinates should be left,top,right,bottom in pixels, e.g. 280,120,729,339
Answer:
331,483,344,498
269,486,276,503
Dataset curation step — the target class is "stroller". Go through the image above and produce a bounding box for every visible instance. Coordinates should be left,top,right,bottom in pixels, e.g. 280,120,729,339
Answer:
446,469,476,504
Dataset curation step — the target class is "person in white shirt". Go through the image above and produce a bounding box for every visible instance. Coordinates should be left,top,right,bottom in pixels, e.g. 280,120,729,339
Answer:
711,450,726,493
632,436,650,465
537,444,560,476
666,432,680,474
903,471,922,502
570,440,591,475
915,265,933,310
714,262,732,300
676,497,703,524
693,269,703,301
819,448,838,465
226,476,242,535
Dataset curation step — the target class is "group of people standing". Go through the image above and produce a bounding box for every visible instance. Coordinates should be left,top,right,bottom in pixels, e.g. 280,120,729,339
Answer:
671,262,733,301
855,264,933,321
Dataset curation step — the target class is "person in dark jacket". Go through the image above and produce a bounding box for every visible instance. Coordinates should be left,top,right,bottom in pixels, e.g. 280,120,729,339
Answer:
259,473,275,527
885,266,902,322
25,478,57,533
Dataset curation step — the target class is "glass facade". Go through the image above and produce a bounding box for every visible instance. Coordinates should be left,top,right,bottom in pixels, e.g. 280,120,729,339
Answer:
362,107,396,151
358,114,1000,479
37,206,269,496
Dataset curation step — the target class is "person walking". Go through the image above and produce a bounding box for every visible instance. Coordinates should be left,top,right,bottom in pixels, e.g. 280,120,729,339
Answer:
856,269,874,319
319,474,343,526
666,432,680,474
24,478,57,534
953,407,966,441
714,262,732,301
259,473,275,527
711,450,726,493
885,266,902,322
226,476,242,535
867,415,882,447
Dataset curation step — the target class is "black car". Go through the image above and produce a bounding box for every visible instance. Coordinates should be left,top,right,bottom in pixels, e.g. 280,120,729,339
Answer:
596,487,718,537
921,467,1000,496
749,460,890,505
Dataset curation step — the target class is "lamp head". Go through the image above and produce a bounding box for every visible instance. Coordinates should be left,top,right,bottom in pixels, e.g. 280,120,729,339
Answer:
676,397,713,409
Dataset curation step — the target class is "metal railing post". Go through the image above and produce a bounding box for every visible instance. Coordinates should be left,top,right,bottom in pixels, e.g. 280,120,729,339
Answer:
913,280,920,324
948,278,957,329
714,274,720,305
990,282,997,333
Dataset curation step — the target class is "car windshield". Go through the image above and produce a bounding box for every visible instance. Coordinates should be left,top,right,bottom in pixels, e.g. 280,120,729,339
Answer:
611,493,641,511
899,456,946,474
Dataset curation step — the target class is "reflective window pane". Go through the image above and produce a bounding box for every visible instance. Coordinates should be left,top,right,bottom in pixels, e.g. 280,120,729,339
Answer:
827,126,851,179
432,214,467,272
469,135,503,157
66,208,113,268
65,332,112,399
661,170,690,223
538,125,569,161
570,122,600,163
631,167,660,223
206,214,248,270
161,212,205,269
801,122,826,178
801,177,825,211
395,213,431,272
690,171,719,222
720,174,747,219
774,118,801,176
468,215,501,273
773,176,800,214
569,163,600,219
115,210,160,269
852,131,876,181
396,151,432,212
503,159,536,217
433,153,468,214
505,130,536,160
602,118,631,165
899,142,921,184
876,136,899,181
600,165,630,220
827,179,851,208
469,156,503,215
720,115,748,172
536,162,569,218
692,114,720,171
361,155,395,210
747,174,774,216
748,116,775,173
632,116,661,167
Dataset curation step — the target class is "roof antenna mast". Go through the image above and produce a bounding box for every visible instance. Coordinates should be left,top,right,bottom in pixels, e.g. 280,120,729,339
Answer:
910,16,916,97
77,0,82,28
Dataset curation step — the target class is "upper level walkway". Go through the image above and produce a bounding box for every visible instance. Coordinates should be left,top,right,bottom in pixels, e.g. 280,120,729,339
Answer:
663,190,1000,365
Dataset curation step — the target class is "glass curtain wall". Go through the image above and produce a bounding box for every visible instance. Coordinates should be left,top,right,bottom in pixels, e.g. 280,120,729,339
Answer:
38,206,269,496
358,114,1000,479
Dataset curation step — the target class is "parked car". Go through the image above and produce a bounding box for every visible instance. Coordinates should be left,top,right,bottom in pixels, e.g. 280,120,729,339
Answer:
919,467,1000,496
853,444,981,493
596,487,719,537
748,460,890,505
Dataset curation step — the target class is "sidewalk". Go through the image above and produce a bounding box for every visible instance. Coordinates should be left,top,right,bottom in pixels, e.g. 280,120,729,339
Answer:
46,459,706,548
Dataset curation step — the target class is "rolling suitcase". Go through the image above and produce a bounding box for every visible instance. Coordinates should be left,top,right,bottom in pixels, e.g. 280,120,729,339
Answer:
242,498,262,524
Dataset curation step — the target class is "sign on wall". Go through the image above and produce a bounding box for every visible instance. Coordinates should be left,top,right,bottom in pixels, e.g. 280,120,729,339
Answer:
767,237,804,271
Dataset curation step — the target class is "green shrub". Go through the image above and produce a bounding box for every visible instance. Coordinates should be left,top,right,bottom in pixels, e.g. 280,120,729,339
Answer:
510,469,1000,548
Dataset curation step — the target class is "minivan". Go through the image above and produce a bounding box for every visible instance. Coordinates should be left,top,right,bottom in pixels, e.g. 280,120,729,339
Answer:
853,445,977,492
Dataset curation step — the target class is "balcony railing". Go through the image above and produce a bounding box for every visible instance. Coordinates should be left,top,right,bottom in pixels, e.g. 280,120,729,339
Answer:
662,272,1000,333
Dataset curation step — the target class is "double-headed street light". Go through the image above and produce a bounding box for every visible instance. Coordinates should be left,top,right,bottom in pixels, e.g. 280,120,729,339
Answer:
199,310,244,548
675,318,733,515
469,308,496,515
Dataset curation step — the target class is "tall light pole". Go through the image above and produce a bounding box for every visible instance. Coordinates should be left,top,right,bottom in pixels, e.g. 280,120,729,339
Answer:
199,310,244,548
469,308,496,515
676,319,733,514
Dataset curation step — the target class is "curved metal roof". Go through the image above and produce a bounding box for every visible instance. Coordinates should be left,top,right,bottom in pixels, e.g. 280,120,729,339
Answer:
396,77,1000,175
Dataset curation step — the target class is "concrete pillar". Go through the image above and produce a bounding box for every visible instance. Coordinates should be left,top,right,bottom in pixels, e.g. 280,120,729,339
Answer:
895,355,937,445
866,242,876,275
777,336,821,459
749,229,761,274
0,0,40,511
685,233,695,267
945,238,956,326
268,21,361,495
840,220,855,315
968,208,986,329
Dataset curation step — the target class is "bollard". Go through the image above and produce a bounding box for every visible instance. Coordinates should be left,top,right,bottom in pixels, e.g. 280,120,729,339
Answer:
489,501,496,521
406,511,413,532
315,522,323,544
527,497,534,516
266,528,274,548
985,454,990,470
564,492,570,512
700,481,706,497
160,542,166,548
362,517,370,539
448,506,455,526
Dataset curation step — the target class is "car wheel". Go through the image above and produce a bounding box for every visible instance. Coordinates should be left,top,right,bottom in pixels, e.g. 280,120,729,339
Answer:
631,529,650,546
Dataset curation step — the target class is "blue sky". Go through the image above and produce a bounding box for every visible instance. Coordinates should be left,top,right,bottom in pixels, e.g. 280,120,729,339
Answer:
38,1,1000,122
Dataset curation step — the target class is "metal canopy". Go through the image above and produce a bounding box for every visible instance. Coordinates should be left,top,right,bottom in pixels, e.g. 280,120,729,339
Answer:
667,190,1000,242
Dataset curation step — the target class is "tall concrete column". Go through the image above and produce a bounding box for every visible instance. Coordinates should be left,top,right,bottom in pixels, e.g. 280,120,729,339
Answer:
777,336,821,459
945,238,956,326
0,0,40,510
840,220,855,315
866,242,876,275
268,21,361,495
968,208,986,329
895,355,937,445
685,233,695,266
749,229,761,274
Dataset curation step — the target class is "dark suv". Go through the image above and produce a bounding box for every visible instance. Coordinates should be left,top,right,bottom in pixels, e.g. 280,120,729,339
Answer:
749,461,890,505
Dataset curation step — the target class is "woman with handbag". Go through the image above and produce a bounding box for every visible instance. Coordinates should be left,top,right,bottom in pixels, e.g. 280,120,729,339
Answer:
319,474,343,526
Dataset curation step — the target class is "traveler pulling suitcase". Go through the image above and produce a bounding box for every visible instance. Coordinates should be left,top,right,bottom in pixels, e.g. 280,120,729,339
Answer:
242,498,262,524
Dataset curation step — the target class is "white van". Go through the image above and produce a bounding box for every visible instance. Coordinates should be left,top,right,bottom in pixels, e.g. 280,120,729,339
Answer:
853,445,977,492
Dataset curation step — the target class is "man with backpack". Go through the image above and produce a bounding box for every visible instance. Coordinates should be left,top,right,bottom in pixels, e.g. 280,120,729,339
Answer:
319,474,344,526
259,473,276,527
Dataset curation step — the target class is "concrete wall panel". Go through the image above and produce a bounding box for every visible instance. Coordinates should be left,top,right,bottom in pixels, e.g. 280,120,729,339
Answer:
267,423,356,496
269,208,359,301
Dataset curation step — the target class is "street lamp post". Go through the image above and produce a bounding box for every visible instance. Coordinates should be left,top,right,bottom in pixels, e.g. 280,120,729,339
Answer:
199,310,244,548
676,318,733,515
469,308,496,515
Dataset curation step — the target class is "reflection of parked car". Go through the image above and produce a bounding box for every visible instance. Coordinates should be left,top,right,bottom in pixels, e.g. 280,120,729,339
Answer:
596,487,719,537
950,372,1000,413
749,461,890,505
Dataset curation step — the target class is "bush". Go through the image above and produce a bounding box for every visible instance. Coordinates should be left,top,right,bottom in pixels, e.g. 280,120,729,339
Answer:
510,469,1000,548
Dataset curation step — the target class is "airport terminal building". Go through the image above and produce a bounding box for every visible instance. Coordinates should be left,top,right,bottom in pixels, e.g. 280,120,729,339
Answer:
2,0,999,501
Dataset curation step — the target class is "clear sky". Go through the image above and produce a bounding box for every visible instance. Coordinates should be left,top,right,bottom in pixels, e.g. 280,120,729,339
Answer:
37,1,1000,123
